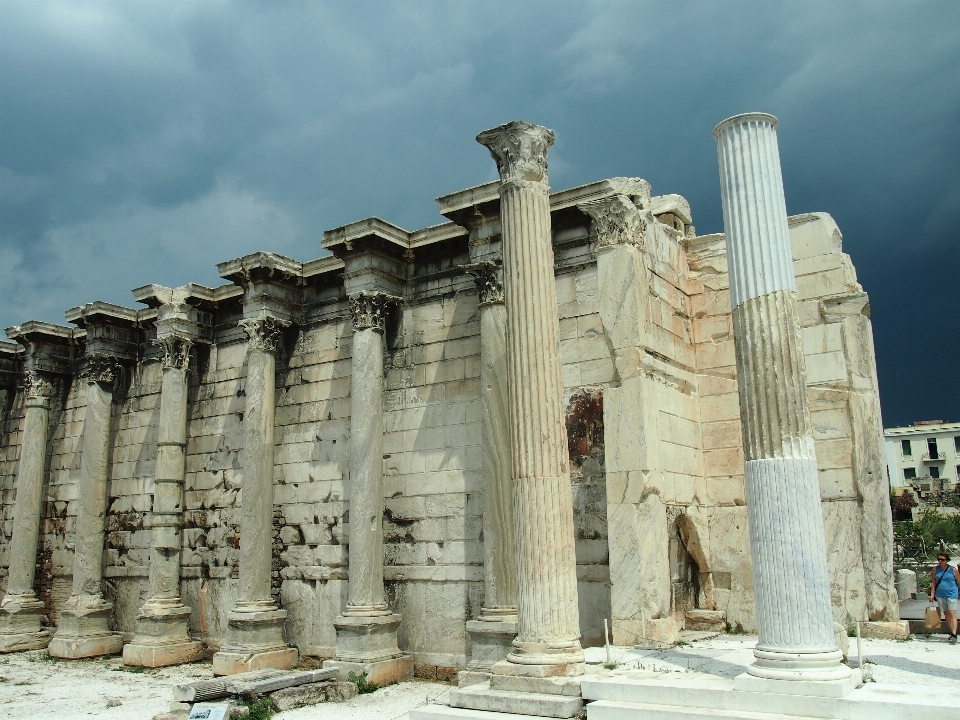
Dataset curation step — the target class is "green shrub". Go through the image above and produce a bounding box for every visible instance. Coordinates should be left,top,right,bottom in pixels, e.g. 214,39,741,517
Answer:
348,670,378,694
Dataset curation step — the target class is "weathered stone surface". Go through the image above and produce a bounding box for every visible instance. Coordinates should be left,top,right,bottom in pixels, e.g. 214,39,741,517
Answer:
0,122,896,675
896,569,917,601
477,119,583,676
269,679,357,710
861,620,910,640
716,112,850,683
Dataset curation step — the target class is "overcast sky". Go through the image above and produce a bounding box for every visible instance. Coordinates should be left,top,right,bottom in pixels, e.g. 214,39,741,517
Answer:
1,1,957,426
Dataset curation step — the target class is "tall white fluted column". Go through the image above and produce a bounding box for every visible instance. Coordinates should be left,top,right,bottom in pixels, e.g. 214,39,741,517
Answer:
0,371,54,652
714,113,852,683
50,357,124,658
326,293,413,685
124,333,203,667
477,120,584,677
213,314,298,675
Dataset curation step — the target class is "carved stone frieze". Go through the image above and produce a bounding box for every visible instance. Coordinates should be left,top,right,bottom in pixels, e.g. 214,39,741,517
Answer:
85,354,122,387
23,370,54,401
349,293,394,333
579,194,647,250
476,120,555,186
159,336,193,371
239,315,289,353
464,262,504,305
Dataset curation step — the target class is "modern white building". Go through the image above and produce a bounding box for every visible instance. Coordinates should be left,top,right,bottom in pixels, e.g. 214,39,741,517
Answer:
884,420,960,490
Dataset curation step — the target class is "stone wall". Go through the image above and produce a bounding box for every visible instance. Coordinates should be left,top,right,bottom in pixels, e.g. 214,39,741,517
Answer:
0,176,896,670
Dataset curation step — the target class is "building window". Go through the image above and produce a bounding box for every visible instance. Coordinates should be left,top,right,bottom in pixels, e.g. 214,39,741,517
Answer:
902,439,912,457
928,438,938,456
955,436,960,453
931,466,940,479
904,468,917,480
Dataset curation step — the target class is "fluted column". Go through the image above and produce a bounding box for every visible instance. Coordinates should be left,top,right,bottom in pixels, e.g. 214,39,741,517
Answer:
123,334,202,667
50,357,124,658
477,120,584,677
213,314,297,675
0,371,54,652
714,113,852,684
326,292,412,686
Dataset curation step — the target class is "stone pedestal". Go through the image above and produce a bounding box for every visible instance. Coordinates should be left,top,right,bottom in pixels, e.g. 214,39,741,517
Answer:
0,371,54,653
325,294,411,684
715,113,852,686
477,120,584,684
51,358,123,658
125,306,204,667
213,314,297,675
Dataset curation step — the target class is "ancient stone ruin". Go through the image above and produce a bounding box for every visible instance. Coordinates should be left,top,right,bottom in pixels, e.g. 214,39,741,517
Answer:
0,119,898,696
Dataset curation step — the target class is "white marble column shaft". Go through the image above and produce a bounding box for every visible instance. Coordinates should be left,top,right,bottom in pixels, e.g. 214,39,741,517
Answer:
0,371,53,652
213,314,296,674
714,113,850,682
345,305,388,613
50,357,124,658
477,120,584,676
477,286,517,619
124,336,202,666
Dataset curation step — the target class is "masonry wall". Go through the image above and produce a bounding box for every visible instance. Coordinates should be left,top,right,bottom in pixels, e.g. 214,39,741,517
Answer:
0,195,896,672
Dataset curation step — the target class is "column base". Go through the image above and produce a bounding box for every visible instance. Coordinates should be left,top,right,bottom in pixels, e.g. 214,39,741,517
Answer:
745,646,854,683
48,596,123,659
324,655,414,687
123,599,203,667
493,636,585,679
0,596,51,653
734,669,862,697
465,619,517,672
211,606,297,676
331,612,404,663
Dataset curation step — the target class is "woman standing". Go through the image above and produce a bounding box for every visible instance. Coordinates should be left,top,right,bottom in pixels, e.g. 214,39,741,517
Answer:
929,552,960,643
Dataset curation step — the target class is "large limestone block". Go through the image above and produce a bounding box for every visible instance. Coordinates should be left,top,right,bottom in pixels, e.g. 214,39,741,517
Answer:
606,492,669,645
821,500,866,628
706,507,754,632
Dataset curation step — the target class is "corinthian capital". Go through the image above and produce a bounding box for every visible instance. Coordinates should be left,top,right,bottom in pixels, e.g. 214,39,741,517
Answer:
349,293,394,333
239,314,289,353
579,194,646,250
85,354,122,387
476,120,555,186
463,262,504,305
23,369,54,400
159,335,193,370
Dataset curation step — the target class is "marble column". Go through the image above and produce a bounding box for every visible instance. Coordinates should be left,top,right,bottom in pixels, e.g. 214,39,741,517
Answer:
325,293,413,687
213,314,298,675
123,336,203,667
0,371,54,652
49,356,124,658
477,120,584,678
463,263,518,672
714,113,854,686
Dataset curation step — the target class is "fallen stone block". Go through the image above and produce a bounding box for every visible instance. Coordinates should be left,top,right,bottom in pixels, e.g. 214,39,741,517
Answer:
174,669,284,702
269,680,358,711
861,620,911,640
685,609,725,632
225,667,338,696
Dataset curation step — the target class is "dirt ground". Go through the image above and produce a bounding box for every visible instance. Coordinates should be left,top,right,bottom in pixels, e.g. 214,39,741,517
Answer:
1,634,958,719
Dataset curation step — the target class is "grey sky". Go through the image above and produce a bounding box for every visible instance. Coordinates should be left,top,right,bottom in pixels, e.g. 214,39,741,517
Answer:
1,1,958,426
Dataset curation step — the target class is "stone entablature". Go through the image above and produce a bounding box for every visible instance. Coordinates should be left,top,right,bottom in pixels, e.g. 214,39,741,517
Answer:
0,133,896,671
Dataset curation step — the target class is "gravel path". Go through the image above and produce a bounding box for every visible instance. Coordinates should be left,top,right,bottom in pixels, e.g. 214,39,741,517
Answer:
1,634,958,719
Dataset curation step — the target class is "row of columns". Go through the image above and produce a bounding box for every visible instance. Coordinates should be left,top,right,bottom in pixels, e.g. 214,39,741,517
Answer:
0,117,853,691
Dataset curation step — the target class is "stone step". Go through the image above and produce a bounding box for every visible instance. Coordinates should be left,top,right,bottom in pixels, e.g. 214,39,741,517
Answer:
588,699,812,720
582,674,960,720
449,682,583,718
410,705,553,720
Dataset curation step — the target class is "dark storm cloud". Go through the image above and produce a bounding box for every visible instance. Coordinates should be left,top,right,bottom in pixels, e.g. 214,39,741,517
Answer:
1,0,958,424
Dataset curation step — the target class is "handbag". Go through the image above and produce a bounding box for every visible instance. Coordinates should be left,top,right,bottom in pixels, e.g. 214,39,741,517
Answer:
925,565,947,630
924,604,942,630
